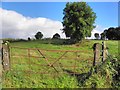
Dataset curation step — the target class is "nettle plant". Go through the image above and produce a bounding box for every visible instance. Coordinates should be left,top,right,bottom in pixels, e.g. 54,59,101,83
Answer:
111,56,120,88
83,55,119,88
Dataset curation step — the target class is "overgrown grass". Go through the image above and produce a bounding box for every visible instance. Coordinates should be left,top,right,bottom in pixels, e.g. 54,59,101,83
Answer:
83,56,120,88
2,39,119,88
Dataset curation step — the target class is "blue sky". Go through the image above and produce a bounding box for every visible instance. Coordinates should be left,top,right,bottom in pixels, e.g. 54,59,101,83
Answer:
2,2,66,21
118,2,120,26
2,2,118,27
0,2,118,39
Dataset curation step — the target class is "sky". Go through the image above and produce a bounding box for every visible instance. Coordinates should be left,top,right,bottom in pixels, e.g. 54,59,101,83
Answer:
0,2,118,39
118,2,120,26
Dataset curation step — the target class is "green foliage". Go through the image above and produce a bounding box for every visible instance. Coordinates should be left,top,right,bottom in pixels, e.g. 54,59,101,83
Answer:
94,33,99,39
102,27,120,40
28,37,31,41
83,56,120,88
100,32,106,40
111,56,120,88
2,40,119,88
2,38,27,43
62,2,96,42
106,27,115,40
52,33,60,39
35,31,43,40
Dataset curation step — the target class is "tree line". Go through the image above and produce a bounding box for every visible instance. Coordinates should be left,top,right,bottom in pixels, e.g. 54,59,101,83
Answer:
31,25,120,41
94,27,120,40
28,32,61,41
5,2,120,43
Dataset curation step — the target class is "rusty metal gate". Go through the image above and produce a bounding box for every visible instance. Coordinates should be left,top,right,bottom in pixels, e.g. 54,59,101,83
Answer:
8,46,94,76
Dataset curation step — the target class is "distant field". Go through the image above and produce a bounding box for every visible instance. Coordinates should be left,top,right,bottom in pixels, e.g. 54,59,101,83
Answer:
2,40,119,88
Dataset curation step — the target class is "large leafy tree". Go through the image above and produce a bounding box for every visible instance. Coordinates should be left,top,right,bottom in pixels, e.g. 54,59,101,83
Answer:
62,2,96,42
105,27,120,40
106,27,115,40
115,27,120,40
35,31,43,40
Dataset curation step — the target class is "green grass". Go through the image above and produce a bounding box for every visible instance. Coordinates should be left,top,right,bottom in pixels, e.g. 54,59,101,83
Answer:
2,39,119,88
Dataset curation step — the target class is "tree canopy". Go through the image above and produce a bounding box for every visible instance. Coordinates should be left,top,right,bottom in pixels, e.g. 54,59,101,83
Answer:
62,2,96,42
52,33,60,39
100,33,105,40
102,27,120,40
35,31,43,40
94,33,99,39
28,37,31,41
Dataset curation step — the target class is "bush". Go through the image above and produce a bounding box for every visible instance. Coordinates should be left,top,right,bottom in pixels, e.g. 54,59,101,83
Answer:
52,33,60,39
28,37,31,41
82,55,120,88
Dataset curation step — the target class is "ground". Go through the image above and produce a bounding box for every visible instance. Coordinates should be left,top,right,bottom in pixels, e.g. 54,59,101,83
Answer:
2,39,119,88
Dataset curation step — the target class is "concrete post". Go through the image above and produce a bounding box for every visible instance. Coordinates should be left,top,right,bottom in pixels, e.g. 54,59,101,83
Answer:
2,44,10,71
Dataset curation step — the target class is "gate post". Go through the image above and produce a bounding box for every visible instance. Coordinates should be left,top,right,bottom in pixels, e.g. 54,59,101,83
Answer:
101,41,107,62
93,43,100,66
2,43,10,71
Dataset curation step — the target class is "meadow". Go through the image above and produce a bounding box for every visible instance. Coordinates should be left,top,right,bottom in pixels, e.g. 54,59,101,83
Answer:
2,39,119,88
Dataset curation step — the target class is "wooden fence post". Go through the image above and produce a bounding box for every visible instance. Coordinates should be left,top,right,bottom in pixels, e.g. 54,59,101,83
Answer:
93,42,108,66
2,44,10,71
93,43,101,66
101,41,107,62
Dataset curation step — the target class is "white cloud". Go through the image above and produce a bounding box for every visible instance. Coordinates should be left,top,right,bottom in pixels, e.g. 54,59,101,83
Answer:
0,8,107,40
0,8,65,39
86,25,106,39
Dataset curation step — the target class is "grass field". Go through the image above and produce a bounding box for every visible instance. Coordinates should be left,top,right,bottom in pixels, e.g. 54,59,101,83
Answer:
2,39,119,88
